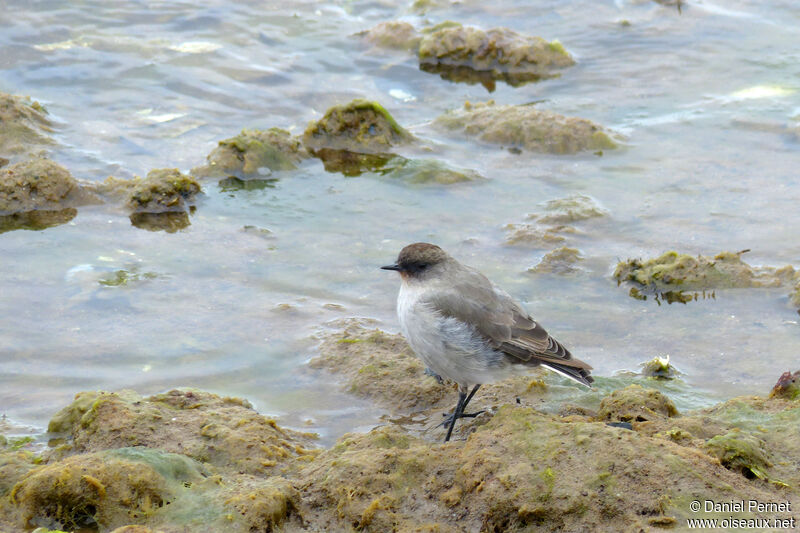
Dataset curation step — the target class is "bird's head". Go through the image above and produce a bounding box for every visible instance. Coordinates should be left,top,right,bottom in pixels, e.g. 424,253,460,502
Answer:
381,242,450,281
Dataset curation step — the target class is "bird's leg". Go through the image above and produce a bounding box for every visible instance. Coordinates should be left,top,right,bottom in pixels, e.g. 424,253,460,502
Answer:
442,385,484,442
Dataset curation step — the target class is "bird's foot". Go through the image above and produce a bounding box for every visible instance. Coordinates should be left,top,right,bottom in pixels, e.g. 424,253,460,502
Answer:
424,367,444,385
439,410,485,428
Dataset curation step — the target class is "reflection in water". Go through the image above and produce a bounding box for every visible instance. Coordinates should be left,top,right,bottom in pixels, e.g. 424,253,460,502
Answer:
0,208,77,234
130,209,193,233
218,176,278,192
311,148,396,177
419,63,556,93
628,286,716,305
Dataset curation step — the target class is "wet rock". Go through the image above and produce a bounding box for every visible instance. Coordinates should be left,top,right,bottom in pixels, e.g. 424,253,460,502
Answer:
92,169,201,232
0,92,55,156
613,250,800,295
418,25,574,91
597,385,679,422
704,430,772,480
529,246,582,274
310,322,449,411
47,389,318,476
534,194,608,224
503,223,572,247
770,370,800,400
302,99,413,168
357,21,420,51
10,448,205,531
434,100,618,154
380,157,483,185
0,158,90,215
640,355,680,380
190,128,308,180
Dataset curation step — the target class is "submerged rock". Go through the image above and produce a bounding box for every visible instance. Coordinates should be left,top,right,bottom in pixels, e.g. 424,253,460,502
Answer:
191,128,308,180
529,246,583,274
418,25,574,91
0,92,55,156
614,250,800,299
434,100,618,154
303,99,413,162
503,223,572,248
640,355,680,380
379,157,483,185
357,21,420,51
47,389,318,476
534,194,608,224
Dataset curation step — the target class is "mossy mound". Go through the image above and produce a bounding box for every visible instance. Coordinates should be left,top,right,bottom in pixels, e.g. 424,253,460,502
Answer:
0,158,88,214
613,250,800,294
434,100,618,154
295,405,788,531
529,246,582,274
379,157,483,185
704,430,773,480
310,322,449,412
418,25,574,91
10,448,205,531
191,128,308,180
640,355,680,380
47,389,318,476
357,21,421,51
0,448,39,498
597,385,679,422
303,99,413,156
0,92,55,156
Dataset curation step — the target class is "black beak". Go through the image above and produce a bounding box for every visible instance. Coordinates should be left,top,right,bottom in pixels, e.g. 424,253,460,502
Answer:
381,264,401,271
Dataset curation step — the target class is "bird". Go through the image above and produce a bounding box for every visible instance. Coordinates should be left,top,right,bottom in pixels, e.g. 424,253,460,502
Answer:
381,242,593,442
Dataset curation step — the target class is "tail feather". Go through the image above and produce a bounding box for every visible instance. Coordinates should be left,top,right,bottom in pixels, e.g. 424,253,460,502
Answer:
540,361,594,388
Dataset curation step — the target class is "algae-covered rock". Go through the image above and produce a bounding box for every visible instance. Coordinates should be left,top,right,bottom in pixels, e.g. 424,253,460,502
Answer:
418,25,574,91
47,389,318,476
0,448,39,497
10,448,205,531
770,370,800,400
0,158,87,214
223,476,299,531
379,157,482,185
614,250,800,295
434,100,618,154
640,355,680,380
597,385,679,422
310,322,449,411
790,281,800,309
704,430,772,480
534,194,608,224
303,99,413,157
0,92,55,156
191,128,308,180
295,405,787,531
529,246,582,274
357,21,420,51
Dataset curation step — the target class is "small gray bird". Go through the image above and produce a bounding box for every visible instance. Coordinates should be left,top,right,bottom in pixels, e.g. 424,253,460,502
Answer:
382,242,593,442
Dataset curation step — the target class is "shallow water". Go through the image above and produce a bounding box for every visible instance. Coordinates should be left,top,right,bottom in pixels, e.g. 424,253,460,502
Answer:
1,0,799,443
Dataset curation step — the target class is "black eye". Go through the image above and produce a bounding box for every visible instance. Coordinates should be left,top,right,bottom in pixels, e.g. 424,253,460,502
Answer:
418,263,428,270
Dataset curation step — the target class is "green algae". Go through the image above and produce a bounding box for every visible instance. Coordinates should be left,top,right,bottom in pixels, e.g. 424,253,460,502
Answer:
434,100,619,154
614,250,798,293
191,128,308,180
378,157,483,185
303,99,413,156
98,267,160,287
704,430,772,480
503,223,572,248
535,194,608,224
640,355,680,379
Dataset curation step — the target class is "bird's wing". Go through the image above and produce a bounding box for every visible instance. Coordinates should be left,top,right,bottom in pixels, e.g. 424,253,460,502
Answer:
423,266,592,372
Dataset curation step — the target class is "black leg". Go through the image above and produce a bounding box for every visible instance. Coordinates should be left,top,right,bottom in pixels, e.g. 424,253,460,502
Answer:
444,390,467,442
461,384,481,412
